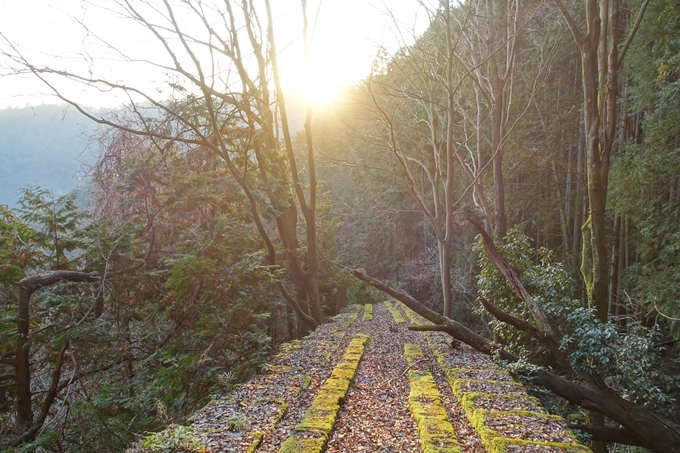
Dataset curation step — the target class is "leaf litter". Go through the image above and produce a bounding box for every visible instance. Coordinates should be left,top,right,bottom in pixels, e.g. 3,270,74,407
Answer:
145,303,586,453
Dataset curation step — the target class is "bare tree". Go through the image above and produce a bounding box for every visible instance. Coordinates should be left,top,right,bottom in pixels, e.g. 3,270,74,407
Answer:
2,0,325,327
362,0,550,317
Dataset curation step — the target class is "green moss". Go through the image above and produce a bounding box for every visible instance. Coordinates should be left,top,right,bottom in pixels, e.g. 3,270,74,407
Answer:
363,304,373,320
278,433,328,453
344,312,359,327
461,392,543,413
421,330,591,453
349,338,369,348
296,405,340,434
143,425,208,453
334,360,360,370
274,401,288,423
491,437,592,453
446,366,499,376
278,334,369,453
345,343,365,352
221,394,237,404
423,335,449,369
277,340,302,356
340,354,363,365
319,351,332,366
465,407,501,450
322,378,352,394
345,346,364,354
245,432,263,453
404,346,462,452
448,377,523,400
409,372,448,419
225,413,249,431
339,356,362,368
399,302,431,327
330,367,357,380
404,343,425,366
464,404,591,453
383,300,406,323
300,376,312,389
406,368,463,453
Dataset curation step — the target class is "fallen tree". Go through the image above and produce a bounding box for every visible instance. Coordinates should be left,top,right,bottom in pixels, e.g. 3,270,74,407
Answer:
346,219,680,453
347,267,517,363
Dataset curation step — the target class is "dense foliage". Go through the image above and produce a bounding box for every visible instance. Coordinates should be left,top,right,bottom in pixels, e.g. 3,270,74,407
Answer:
476,230,674,407
0,172,278,450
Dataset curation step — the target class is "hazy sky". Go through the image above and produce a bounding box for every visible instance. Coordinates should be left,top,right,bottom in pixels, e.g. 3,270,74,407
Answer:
0,0,431,109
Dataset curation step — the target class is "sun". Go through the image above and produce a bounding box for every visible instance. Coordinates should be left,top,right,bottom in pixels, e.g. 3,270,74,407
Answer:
294,76,341,106
281,58,346,107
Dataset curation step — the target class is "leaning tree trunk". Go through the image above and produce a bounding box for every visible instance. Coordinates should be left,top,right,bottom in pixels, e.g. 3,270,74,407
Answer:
469,217,680,453
347,267,517,362
439,239,454,318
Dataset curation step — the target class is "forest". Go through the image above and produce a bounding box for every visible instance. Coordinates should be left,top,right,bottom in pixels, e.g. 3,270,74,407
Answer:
1,0,679,452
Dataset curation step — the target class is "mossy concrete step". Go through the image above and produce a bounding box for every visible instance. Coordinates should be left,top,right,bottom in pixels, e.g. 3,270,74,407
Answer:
383,300,406,323
136,302,594,453
463,404,591,453
404,344,463,453
279,334,369,453
397,300,592,453
137,306,363,453
362,303,373,321
418,323,592,453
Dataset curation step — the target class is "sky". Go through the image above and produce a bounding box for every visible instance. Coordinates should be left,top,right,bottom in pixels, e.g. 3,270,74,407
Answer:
0,0,432,109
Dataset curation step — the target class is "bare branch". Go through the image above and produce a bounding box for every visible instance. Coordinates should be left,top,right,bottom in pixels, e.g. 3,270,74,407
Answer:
617,0,651,67
479,296,572,372
568,424,646,447
551,0,584,49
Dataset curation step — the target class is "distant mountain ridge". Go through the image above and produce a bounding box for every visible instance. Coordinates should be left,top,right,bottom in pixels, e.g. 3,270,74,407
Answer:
0,104,99,207
0,95,309,208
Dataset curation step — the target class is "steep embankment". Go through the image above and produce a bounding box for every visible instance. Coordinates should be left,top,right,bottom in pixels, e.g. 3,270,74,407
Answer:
131,303,591,453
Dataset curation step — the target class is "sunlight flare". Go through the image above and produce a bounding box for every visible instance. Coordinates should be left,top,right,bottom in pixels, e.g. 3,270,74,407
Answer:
281,56,351,107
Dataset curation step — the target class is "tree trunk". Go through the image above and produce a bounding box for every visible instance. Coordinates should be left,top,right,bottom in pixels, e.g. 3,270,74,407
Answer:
572,114,586,261
617,216,628,326
335,284,347,313
552,159,570,251
15,283,33,429
555,0,650,322
535,370,680,453
486,0,509,239
14,271,99,435
348,267,517,362
440,240,453,318
266,0,323,325
349,264,680,453
580,0,610,321
609,215,621,318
